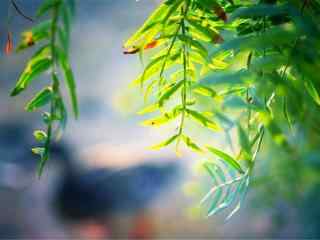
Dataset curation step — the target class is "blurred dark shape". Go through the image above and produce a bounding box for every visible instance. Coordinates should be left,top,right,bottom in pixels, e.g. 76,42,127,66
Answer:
54,161,180,221
0,224,24,239
52,148,180,238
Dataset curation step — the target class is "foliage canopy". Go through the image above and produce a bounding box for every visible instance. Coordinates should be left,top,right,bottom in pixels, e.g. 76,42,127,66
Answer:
5,0,320,219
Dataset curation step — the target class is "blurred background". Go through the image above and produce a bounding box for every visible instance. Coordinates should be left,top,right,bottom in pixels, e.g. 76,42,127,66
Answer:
0,0,319,238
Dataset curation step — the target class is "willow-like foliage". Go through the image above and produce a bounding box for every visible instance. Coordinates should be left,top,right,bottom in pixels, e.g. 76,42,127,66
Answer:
125,0,320,218
10,0,77,176
7,0,320,218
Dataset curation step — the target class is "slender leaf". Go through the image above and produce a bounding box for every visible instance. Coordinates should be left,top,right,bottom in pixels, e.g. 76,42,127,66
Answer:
25,87,53,111
207,146,244,174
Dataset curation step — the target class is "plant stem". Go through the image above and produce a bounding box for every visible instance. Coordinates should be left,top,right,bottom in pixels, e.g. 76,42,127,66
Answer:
38,4,60,176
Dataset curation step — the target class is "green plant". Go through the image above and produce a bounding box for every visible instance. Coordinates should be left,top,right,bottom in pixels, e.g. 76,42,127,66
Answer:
6,0,320,218
9,0,77,176
124,0,320,217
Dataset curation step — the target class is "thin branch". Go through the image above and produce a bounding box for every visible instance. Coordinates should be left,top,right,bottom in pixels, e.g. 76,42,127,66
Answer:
10,0,33,22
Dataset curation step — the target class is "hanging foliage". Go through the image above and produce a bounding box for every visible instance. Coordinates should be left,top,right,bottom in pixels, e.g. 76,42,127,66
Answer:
5,0,320,219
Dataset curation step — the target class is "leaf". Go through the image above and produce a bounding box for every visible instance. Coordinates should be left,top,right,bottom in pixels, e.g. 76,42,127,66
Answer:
133,51,179,86
200,69,255,86
37,0,61,17
42,112,51,125
207,186,223,216
305,79,320,106
58,49,78,118
250,55,286,73
212,25,297,56
187,18,222,43
25,87,53,111
58,27,69,53
204,163,226,211
33,130,47,141
178,34,208,59
193,85,217,98
238,125,251,155
11,47,52,96
135,54,166,84
229,4,287,22
55,97,68,140
282,96,292,130
37,150,49,177
182,135,203,153
142,107,182,127
207,185,234,217
150,134,179,150
186,109,221,131
124,0,183,48
205,162,227,182
207,146,244,174
17,21,52,51
32,147,45,156
225,176,249,221
137,103,159,115
159,80,184,107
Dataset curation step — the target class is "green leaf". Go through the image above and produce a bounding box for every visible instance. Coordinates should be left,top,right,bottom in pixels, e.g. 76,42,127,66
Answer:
150,134,179,150
37,0,61,17
305,79,320,106
159,80,184,107
37,151,49,177
229,4,287,22
55,97,68,140
225,177,249,221
207,146,244,174
32,147,45,156
58,27,69,53
135,54,167,86
25,87,53,111
193,85,217,98
58,49,78,118
207,185,234,217
137,103,159,115
213,24,297,55
186,109,221,131
33,130,48,141
42,112,51,125
182,135,203,153
142,106,182,127
250,55,286,73
204,162,226,214
238,125,251,155
17,21,52,51
187,18,221,43
282,96,292,130
178,34,208,59
11,56,52,96
124,0,182,48
200,69,255,86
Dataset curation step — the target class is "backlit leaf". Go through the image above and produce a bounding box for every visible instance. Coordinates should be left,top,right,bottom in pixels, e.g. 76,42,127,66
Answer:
25,87,53,111
207,146,244,174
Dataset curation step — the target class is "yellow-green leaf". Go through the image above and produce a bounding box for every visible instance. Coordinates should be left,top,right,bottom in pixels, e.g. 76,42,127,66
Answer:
150,134,179,150
187,109,221,131
207,146,244,174
25,87,53,111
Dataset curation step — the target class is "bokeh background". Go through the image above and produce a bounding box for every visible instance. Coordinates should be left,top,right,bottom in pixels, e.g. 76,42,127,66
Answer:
0,0,319,238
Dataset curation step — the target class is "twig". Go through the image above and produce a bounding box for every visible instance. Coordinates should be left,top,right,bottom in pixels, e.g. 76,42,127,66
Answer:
10,0,33,22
